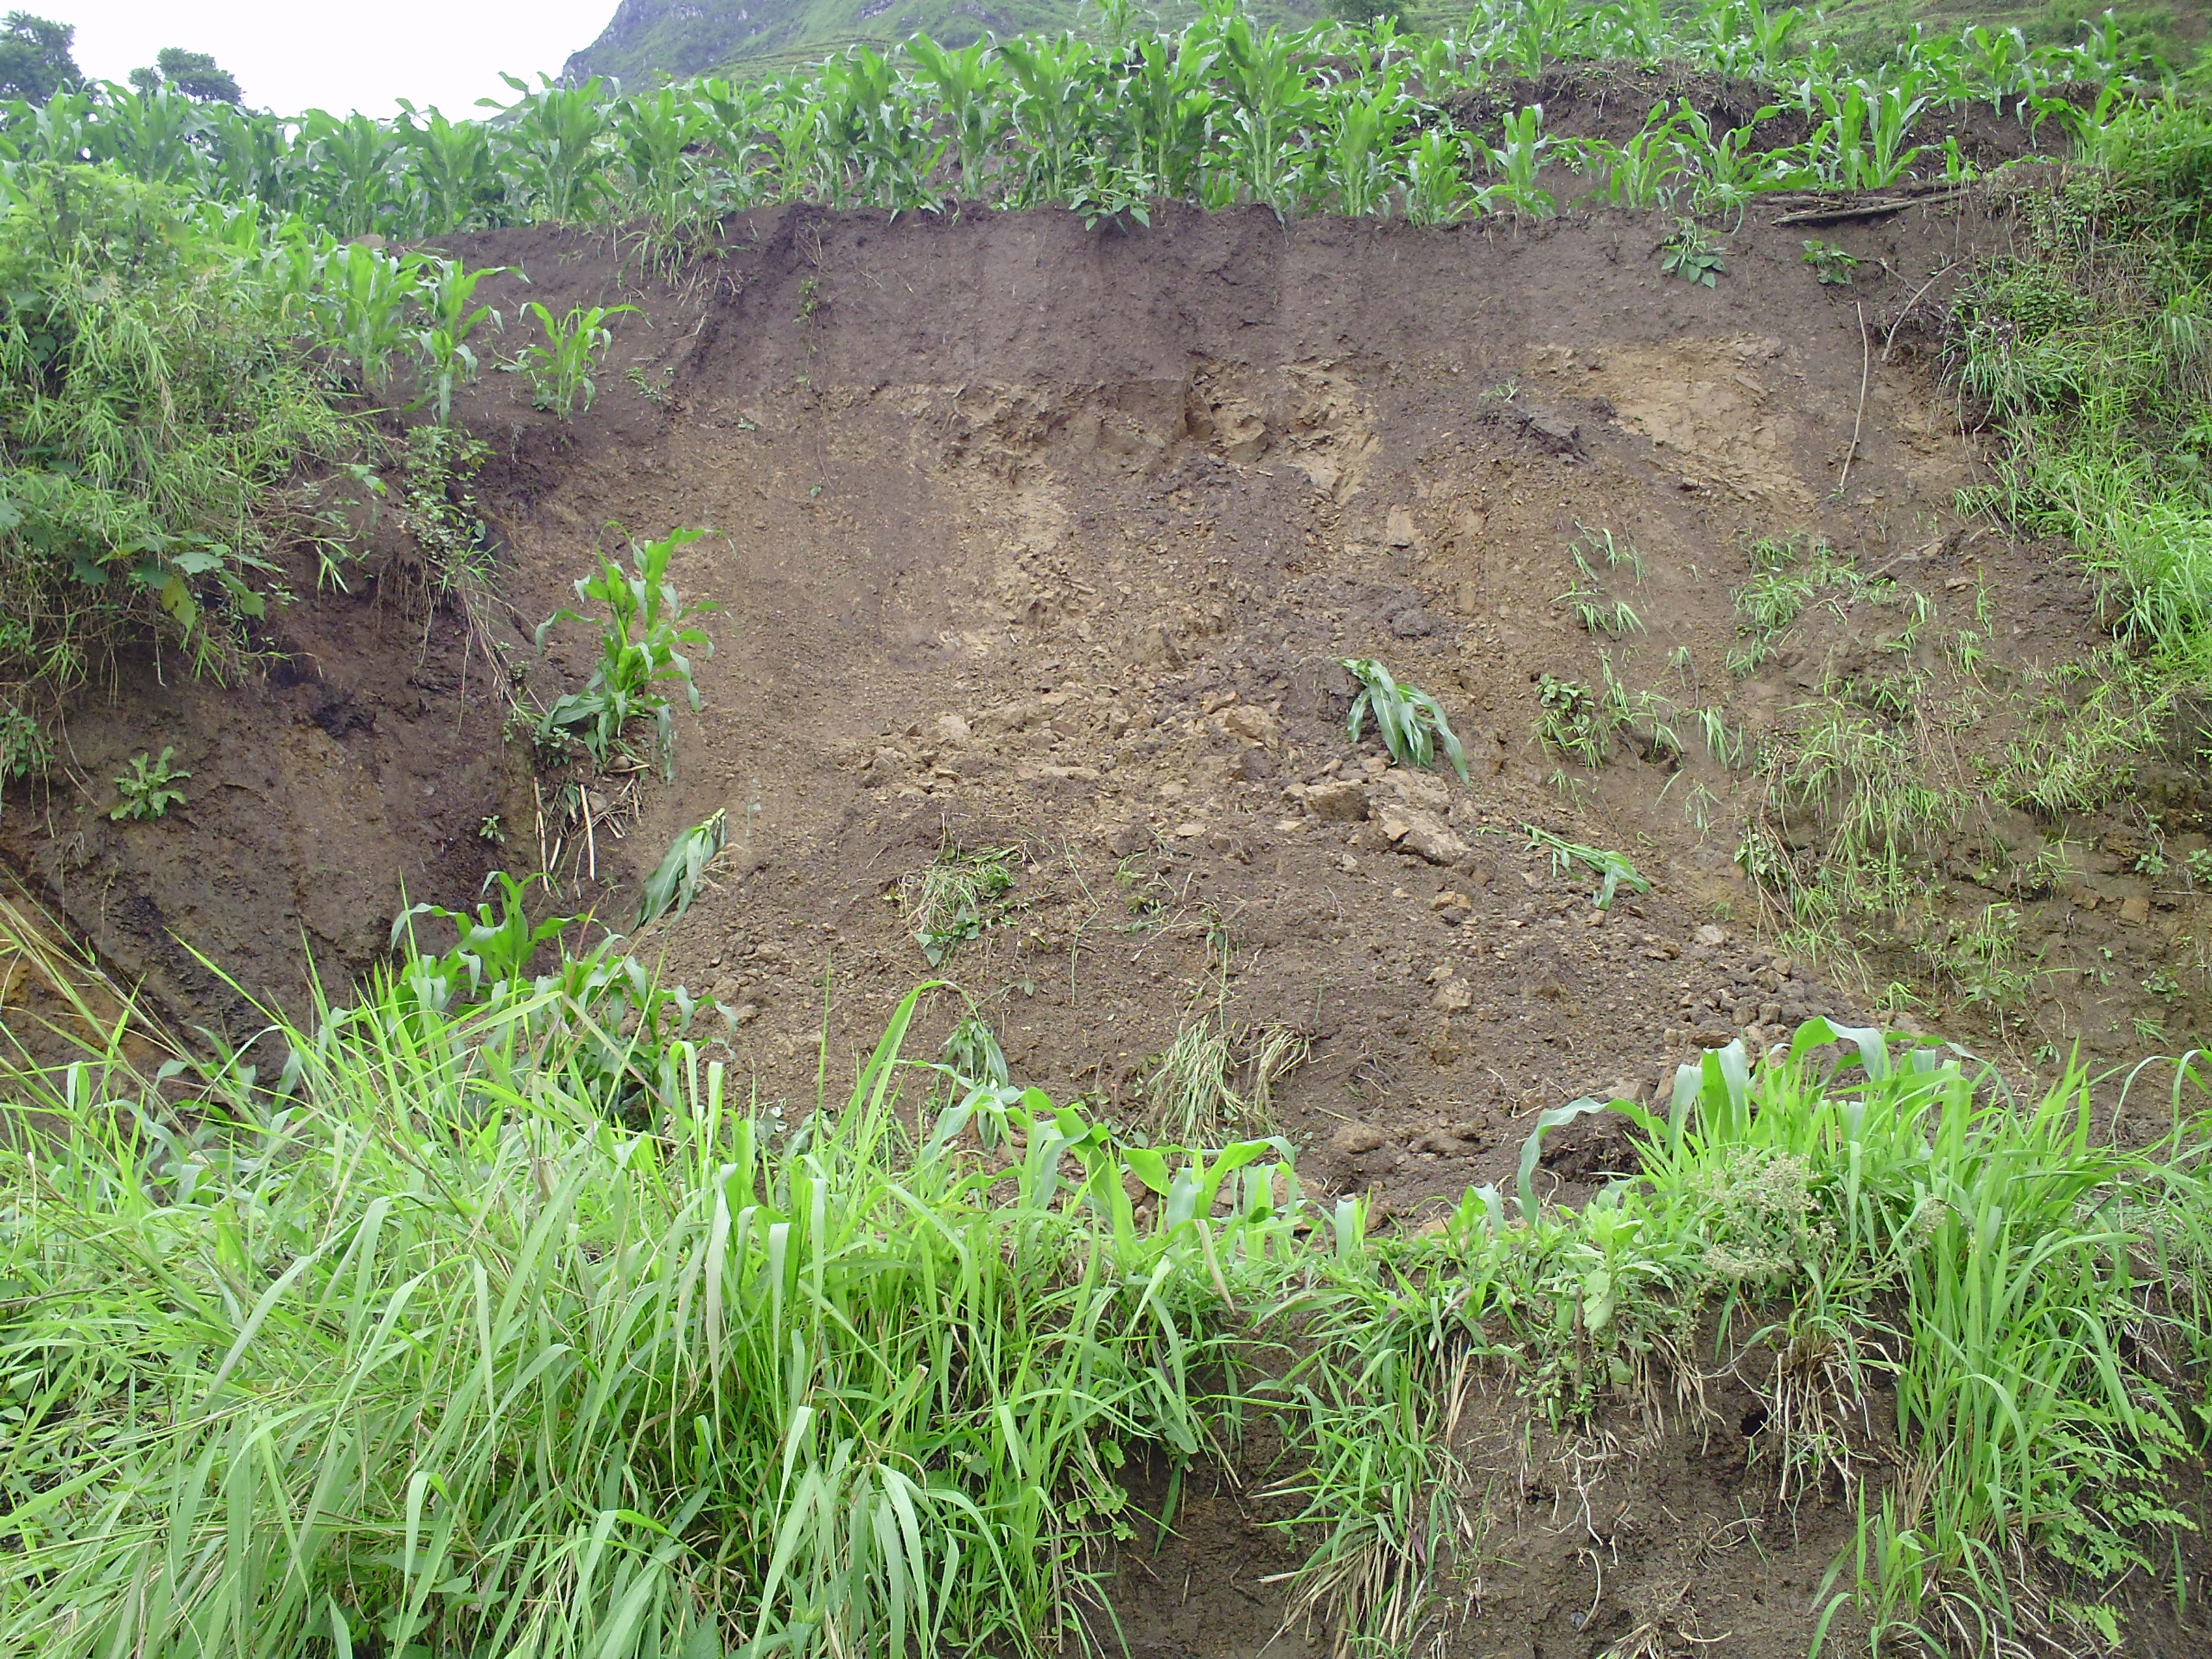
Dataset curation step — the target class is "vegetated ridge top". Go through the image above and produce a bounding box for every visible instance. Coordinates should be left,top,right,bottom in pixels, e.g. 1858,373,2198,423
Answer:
560,0,2212,86
562,0,1320,83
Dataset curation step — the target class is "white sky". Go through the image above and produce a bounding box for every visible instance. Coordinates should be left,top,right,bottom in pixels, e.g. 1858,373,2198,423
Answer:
47,0,622,118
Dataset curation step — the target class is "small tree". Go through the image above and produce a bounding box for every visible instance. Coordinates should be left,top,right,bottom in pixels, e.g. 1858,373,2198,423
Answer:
127,47,242,104
0,11,79,100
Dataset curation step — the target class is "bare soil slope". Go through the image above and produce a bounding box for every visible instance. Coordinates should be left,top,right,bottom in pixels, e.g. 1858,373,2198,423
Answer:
9,192,2210,1656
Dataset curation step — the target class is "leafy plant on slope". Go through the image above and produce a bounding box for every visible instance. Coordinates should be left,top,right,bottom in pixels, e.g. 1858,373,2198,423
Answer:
1340,655,1469,780
535,526,718,779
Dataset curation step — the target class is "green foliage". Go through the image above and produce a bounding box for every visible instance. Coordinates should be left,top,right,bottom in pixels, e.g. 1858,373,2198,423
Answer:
399,423,490,590
1536,671,1605,767
1523,824,1651,909
0,11,76,102
411,257,510,422
1326,0,1401,25
1914,900,2044,1029
1950,100,2212,682
535,528,719,778
0,165,356,701
107,746,186,819
637,808,727,928
1727,534,1862,675
0,5,2155,240
900,842,1018,965
1,920,2204,1659
0,700,44,779
1660,216,1726,285
1558,522,1644,636
126,48,242,105
1339,655,1468,781
511,301,633,419
1139,1013,1283,1144
1803,236,1860,285
382,869,715,1117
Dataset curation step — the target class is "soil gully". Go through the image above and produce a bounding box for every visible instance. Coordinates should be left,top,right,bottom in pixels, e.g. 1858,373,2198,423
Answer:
7,196,2210,1654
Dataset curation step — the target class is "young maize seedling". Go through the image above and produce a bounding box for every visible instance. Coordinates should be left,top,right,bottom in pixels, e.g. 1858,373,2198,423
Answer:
1340,656,1469,781
1525,824,1651,909
636,808,727,928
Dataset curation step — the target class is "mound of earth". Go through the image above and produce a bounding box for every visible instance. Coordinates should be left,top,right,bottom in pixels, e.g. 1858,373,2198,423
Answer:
9,188,2210,1655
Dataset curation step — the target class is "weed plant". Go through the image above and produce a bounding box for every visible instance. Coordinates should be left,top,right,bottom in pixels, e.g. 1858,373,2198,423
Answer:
1950,100,2212,683
899,842,1019,965
107,746,186,819
2,934,2203,1659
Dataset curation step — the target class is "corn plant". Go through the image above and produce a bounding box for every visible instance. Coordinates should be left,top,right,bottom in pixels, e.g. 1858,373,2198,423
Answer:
395,100,509,232
512,300,633,419
636,809,727,928
1524,824,1651,908
1806,80,1927,190
535,526,719,778
1403,128,1469,224
389,868,583,1009
1569,103,1688,209
1479,102,1553,216
907,34,1009,201
409,258,509,422
495,72,617,220
317,241,425,388
1212,12,1319,215
1326,76,1414,217
1339,656,1469,780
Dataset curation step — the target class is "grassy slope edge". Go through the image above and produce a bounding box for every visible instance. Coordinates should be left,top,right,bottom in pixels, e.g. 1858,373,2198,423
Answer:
0,904,2207,1657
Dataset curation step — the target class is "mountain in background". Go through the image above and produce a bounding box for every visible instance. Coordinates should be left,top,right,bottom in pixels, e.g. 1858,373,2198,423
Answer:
562,0,1320,84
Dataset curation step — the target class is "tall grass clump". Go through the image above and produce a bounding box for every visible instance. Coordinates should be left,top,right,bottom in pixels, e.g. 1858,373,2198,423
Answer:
1255,1026,2212,1656
1952,99,2212,684
1,900,2205,1658
0,164,357,704
0,954,1302,1659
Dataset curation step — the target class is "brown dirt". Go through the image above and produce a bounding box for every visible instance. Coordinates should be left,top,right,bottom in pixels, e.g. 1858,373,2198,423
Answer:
6,191,2210,1654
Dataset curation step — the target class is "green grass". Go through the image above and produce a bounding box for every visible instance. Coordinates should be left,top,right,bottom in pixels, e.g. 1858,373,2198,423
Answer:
897,842,1020,966
1951,100,2212,685
0,165,359,708
1,902,2206,1657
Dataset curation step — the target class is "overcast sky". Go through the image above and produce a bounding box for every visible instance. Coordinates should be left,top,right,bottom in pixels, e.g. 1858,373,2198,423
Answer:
47,0,621,118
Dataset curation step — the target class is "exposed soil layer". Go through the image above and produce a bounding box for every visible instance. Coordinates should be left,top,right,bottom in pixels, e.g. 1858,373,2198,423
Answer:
8,192,2210,1654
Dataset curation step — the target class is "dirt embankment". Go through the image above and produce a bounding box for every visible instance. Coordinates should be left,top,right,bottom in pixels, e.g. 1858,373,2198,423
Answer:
9,190,2210,1655
15,194,2208,1157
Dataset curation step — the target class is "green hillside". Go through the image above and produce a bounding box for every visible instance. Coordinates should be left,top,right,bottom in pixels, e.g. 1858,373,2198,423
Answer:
562,0,2210,86
561,0,1315,84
